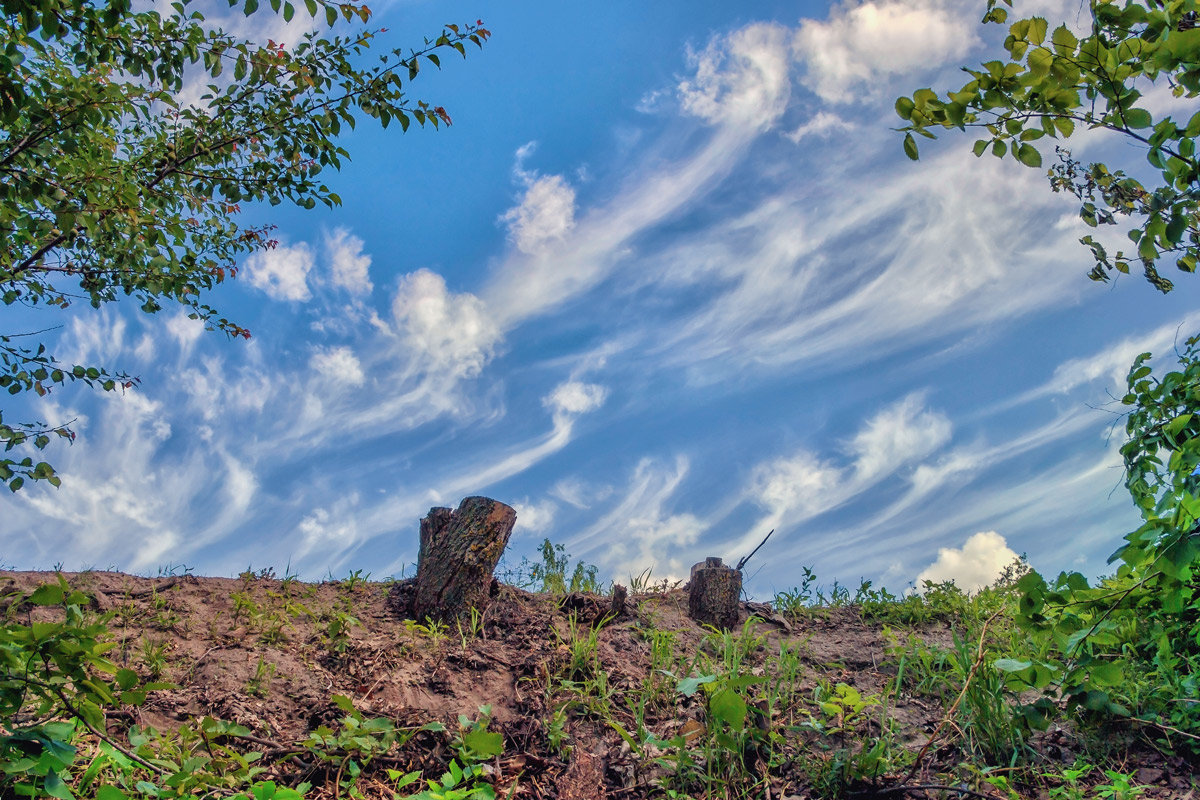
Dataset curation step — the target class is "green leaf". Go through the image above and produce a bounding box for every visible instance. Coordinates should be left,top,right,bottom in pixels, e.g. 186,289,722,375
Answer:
43,771,73,800
1164,413,1192,439
1027,46,1053,74
1027,16,1048,45
1051,24,1077,56
462,728,503,759
1016,143,1042,167
709,687,748,731
903,132,919,161
1123,108,1152,129
28,583,65,605
1089,661,1124,686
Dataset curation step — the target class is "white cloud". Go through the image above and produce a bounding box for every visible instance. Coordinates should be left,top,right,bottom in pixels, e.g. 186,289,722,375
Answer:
910,450,982,497
544,381,608,418
178,355,272,423
679,23,793,129
550,476,613,509
294,494,364,569
245,242,314,302
753,451,845,518
513,499,557,535
1046,312,1200,395
650,145,1082,372
325,228,373,295
310,346,366,387
851,393,952,480
794,0,976,103
751,394,950,521
786,110,855,143
570,456,706,581
165,313,205,353
391,268,500,378
58,312,129,368
222,452,258,511
502,174,577,254
915,531,1019,592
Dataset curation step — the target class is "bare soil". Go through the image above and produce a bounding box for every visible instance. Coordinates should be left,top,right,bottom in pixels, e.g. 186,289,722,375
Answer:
1,571,1193,800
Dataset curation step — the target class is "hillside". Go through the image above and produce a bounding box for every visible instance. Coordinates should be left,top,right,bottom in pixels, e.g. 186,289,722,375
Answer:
0,569,1194,800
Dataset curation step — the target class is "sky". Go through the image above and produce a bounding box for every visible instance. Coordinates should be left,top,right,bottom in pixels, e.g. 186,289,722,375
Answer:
5,0,1200,597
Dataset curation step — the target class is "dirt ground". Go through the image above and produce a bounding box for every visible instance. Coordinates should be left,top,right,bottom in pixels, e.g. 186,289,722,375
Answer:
1,570,1193,800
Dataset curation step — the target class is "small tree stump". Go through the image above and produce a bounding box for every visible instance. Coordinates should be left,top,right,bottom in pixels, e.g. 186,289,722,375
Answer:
609,583,628,619
687,557,741,630
412,496,516,623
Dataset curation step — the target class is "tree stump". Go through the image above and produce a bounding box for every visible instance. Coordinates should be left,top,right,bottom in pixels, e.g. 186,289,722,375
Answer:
411,496,517,623
687,556,741,630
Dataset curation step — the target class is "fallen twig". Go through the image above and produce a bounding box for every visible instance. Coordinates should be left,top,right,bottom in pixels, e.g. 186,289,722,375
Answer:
901,610,1003,785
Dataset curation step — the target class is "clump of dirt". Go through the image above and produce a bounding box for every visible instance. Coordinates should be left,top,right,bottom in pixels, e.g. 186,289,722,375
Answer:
0,570,1192,800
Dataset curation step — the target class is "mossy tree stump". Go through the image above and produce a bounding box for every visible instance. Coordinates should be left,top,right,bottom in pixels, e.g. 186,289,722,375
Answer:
687,556,741,630
412,496,516,623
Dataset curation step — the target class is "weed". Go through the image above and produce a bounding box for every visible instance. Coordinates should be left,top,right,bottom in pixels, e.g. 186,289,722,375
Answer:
506,539,602,594
389,706,504,800
456,606,484,648
1094,770,1148,800
627,566,681,593
324,610,360,657
140,636,170,680
231,589,259,623
545,706,570,756
394,760,495,800
239,565,277,582
279,562,299,595
149,588,182,631
406,617,449,651
340,569,371,592
246,655,275,697
774,566,820,615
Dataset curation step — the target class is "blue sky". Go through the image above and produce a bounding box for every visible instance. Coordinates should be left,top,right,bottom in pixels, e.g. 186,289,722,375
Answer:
6,0,1200,596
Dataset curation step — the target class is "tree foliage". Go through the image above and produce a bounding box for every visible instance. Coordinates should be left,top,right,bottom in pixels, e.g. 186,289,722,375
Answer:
895,0,1200,292
897,0,1200,751
1000,339,1200,752
0,0,489,491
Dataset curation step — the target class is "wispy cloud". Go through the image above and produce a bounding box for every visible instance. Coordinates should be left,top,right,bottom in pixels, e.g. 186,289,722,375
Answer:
568,456,706,582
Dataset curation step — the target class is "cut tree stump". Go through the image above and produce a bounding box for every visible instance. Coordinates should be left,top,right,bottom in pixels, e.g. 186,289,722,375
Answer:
687,556,741,630
411,496,517,624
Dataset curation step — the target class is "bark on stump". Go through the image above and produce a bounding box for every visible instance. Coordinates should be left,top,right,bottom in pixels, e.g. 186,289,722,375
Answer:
412,496,516,624
687,556,741,630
